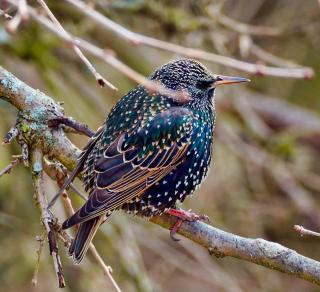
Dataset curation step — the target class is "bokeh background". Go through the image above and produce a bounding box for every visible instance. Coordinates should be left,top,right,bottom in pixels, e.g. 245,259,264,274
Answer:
1,0,320,291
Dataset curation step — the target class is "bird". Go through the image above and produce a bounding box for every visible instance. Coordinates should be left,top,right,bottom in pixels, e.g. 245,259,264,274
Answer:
60,58,249,264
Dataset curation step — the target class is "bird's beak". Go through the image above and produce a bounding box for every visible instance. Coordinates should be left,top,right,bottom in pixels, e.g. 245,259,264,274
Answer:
213,75,250,87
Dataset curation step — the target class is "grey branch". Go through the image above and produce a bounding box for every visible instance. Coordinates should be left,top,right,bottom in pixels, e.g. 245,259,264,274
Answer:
64,0,314,79
151,214,320,285
31,148,65,288
1,66,320,286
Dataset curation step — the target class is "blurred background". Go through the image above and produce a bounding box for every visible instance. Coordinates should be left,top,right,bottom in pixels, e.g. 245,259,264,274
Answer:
1,0,320,291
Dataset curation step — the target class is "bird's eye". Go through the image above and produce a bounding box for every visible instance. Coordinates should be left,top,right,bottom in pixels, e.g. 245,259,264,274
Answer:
196,79,214,89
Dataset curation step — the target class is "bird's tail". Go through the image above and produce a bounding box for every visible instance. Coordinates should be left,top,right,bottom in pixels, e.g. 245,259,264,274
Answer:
68,215,108,264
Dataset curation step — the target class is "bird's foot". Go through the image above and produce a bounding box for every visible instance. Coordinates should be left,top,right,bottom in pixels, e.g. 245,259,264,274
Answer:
165,208,210,241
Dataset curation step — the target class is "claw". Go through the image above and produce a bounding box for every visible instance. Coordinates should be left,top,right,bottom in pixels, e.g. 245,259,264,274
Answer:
199,214,210,223
169,219,183,241
165,208,211,241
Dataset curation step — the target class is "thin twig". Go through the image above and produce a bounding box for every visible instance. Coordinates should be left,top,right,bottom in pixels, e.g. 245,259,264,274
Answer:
0,155,22,177
43,158,87,201
48,116,95,137
250,42,299,68
64,0,314,79
5,0,28,33
31,148,66,288
294,225,320,238
7,0,192,103
2,126,18,144
0,8,13,20
13,2,192,103
89,244,122,292
5,8,21,33
60,190,122,292
18,0,28,20
207,5,282,36
36,0,117,91
31,234,45,286
43,158,121,291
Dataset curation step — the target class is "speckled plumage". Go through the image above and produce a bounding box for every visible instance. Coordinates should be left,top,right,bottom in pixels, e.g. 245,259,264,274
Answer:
62,59,234,263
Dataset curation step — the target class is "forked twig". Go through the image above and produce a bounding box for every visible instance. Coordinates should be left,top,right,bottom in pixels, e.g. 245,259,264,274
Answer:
36,0,117,91
5,0,28,33
0,155,22,177
65,0,314,79
43,158,122,291
31,148,66,288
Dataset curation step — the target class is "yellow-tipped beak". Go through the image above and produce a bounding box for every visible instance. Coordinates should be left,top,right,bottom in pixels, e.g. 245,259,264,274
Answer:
214,75,250,87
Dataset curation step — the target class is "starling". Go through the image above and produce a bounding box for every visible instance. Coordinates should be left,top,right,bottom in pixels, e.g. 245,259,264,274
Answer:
60,59,249,263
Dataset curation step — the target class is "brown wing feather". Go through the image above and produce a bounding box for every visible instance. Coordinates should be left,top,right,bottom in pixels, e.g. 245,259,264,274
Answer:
62,141,188,228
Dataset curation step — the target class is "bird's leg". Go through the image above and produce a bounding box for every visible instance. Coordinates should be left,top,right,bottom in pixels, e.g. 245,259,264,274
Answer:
169,219,183,241
165,208,210,241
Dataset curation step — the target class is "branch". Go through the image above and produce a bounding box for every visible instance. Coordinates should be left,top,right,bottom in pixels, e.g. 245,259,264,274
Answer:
64,0,314,79
5,0,28,33
31,148,65,288
48,116,95,137
31,234,45,286
294,225,320,238
151,214,320,285
7,0,193,104
207,4,282,36
0,8,13,20
0,65,81,170
1,66,320,286
43,159,122,291
36,0,117,91
0,155,22,177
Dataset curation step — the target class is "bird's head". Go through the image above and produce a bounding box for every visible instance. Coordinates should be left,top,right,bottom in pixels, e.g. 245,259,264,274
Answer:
150,58,249,105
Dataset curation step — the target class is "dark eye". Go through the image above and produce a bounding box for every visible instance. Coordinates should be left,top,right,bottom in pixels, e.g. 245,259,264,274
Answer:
196,78,214,89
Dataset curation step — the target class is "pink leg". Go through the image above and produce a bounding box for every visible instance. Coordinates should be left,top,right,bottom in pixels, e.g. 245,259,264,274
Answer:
165,208,210,241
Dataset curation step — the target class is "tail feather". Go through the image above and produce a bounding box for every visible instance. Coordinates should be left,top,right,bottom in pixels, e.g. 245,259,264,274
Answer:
69,215,107,264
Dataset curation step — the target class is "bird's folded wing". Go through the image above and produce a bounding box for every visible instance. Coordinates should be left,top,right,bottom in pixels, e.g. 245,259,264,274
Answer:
63,107,193,228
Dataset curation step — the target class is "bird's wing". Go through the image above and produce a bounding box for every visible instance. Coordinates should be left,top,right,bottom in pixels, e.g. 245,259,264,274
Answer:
62,107,193,228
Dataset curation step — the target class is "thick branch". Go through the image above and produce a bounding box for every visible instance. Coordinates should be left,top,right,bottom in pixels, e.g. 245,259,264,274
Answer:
151,214,320,285
0,66,80,170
